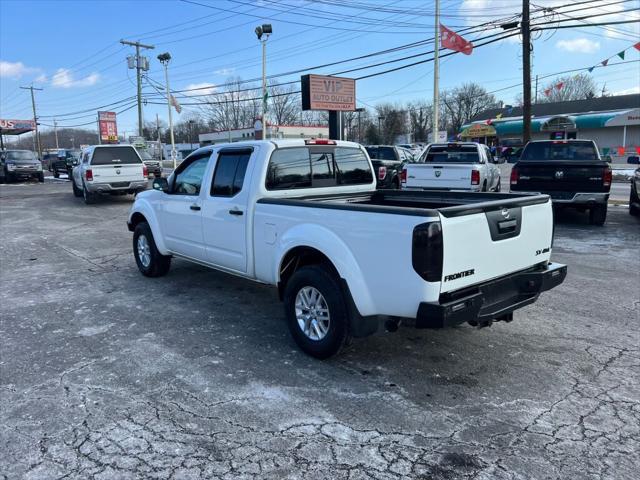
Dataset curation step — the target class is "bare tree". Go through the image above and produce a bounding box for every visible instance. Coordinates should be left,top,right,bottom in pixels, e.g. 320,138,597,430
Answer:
539,73,597,103
268,81,301,126
376,103,407,144
407,101,431,143
441,83,498,135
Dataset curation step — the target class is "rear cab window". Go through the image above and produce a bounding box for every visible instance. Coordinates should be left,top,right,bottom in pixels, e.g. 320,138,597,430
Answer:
365,146,397,161
90,146,142,165
520,141,599,161
420,144,480,163
266,146,373,190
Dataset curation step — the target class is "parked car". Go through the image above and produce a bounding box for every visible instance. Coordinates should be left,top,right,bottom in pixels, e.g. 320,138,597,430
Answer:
510,140,611,225
0,150,44,183
630,167,640,217
402,142,503,192
127,138,566,358
397,143,424,158
50,149,79,179
71,145,148,204
364,145,413,189
627,155,640,165
136,148,162,177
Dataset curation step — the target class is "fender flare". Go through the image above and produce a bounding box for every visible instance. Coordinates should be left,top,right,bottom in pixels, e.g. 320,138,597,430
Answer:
128,201,169,255
274,223,375,317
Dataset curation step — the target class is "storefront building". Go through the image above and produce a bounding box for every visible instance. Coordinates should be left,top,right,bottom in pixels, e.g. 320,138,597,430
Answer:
460,94,640,161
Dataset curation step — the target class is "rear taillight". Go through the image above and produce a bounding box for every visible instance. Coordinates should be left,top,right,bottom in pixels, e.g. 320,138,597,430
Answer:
378,166,387,181
603,167,612,188
401,168,407,184
510,167,519,186
412,222,443,282
471,169,480,185
143,164,148,177
85,169,93,181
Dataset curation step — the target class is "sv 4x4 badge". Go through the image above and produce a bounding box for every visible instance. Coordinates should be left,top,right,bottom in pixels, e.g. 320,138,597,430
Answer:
443,269,475,282
535,247,551,256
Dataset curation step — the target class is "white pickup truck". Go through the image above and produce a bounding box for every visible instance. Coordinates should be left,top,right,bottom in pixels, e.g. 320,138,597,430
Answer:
71,145,148,204
402,142,503,192
127,139,566,358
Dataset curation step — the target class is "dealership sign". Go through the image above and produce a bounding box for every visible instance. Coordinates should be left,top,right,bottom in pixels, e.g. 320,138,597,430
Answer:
98,111,118,143
301,74,356,111
0,119,36,134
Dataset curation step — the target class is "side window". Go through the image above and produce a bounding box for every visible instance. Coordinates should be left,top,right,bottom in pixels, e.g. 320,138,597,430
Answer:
266,147,311,190
335,148,374,185
211,151,251,197
173,156,209,195
82,153,90,164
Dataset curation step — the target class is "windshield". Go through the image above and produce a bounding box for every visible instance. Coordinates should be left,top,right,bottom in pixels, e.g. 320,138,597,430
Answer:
421,145,479,163
6,151,36,161
520,141,599,161
365,147,396,160
91,146,142,165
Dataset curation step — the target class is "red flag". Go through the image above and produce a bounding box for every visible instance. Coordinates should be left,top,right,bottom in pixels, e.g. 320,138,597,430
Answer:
440,24,473,55
601,59,608,66
635,146,640,155
555,82,564,90
634,42,640,52
544,88,552,97
617,146,625,156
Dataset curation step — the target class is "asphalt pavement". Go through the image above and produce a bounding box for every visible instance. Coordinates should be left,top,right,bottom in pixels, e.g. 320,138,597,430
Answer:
1,179,639,479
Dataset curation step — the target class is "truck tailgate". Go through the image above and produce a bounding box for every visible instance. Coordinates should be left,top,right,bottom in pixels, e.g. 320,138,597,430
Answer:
406,163,471,190
91,164,145,184
514,161,609,192
438,196,553,293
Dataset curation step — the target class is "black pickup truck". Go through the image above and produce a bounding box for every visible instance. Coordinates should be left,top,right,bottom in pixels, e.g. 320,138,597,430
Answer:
510,140,611,225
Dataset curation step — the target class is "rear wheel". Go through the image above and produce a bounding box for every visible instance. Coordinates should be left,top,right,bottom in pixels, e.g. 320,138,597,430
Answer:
494,178,501,192
83,182,96,204
133,222,171,277
38,172,44,183
630,187,640,216
482,180,488,192
283,265,351,359
53,168,60,179
589,205,607,226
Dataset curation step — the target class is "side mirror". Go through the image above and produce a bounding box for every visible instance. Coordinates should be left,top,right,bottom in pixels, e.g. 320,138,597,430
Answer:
72,159,79,166
153,177,169,192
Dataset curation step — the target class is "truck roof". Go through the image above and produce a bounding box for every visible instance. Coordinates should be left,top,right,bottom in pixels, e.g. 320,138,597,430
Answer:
192,139,364,155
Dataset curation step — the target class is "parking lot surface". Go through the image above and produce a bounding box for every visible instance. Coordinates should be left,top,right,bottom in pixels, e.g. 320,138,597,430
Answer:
1,180,639,480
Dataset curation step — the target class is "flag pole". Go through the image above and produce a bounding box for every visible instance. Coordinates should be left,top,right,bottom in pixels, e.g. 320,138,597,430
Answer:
433,0,440,143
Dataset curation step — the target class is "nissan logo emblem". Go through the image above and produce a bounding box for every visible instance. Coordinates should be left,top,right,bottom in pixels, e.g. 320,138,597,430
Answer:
116,169,121,175
501,208,510,219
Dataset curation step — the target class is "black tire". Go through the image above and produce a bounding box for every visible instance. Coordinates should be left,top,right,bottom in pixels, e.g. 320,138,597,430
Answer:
72,178,83,197
283,265,351,359
38,172,44,183
53,168,60,179
589,205,607,226
482,180,487,192
494,178,501,192
82,182,96,205
133,222,171,277
630,187,640,217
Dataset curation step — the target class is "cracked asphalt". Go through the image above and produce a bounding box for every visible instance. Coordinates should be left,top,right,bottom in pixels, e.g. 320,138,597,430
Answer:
1,179,639,480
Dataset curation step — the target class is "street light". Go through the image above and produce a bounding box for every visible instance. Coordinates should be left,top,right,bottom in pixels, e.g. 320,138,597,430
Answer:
158,52,177,170
255,24,272,140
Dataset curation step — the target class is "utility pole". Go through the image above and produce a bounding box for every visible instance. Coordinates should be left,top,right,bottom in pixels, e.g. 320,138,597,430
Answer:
534,75,539,104
120,39,154,137
54,119,59,149
158,52,177,170
432,0,440,143
20,85,43,159
522,0,532,143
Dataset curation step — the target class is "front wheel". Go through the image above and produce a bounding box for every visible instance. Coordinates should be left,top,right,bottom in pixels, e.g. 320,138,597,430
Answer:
133,222,171,277
72,178,82,197
589,205,607,226
283,265,351,359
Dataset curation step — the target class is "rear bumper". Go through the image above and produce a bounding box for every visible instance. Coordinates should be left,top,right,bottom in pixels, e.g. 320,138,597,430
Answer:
512,190,609,205
416,262,567,328
403,185,480,192
86,181,148,193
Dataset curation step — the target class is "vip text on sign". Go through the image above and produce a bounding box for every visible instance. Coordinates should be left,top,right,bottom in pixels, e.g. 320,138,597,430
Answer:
301,74,356,111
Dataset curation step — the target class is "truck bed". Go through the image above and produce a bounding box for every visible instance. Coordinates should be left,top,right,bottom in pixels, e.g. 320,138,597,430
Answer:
258,189,548,217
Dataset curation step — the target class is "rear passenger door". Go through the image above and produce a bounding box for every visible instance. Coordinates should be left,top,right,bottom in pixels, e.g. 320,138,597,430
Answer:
201,149,253,273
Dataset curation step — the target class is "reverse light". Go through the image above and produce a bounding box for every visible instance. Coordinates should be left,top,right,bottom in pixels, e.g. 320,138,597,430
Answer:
85,169,93,181
471,169,480,185
378,166,387,181
401,168,407,184
603,167,612,187
305,139,336,145
510,167,519,186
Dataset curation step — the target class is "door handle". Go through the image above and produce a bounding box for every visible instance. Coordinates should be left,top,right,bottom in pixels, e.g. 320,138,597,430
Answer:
228,209,243,216
190,204,201,211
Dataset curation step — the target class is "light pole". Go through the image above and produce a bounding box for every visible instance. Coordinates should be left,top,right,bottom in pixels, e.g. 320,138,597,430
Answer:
188,119,195,150
255,24,272,140
158,52,177,170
